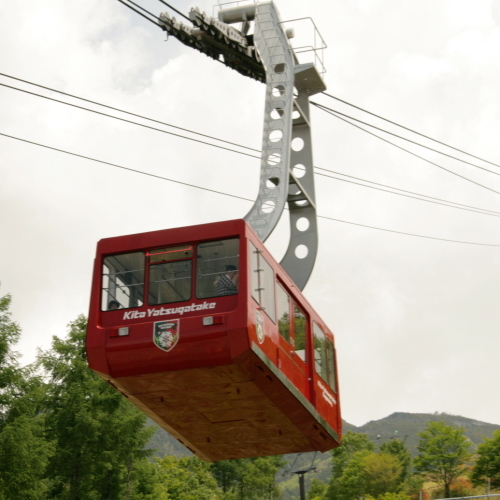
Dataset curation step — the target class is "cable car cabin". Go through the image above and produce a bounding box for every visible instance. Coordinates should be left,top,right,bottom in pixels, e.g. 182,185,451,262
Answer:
86,219,341,461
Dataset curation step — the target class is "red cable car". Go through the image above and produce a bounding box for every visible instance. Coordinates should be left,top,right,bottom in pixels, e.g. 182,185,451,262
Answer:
86,219,341,461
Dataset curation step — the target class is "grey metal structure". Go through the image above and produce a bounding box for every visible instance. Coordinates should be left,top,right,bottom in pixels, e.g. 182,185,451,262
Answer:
159,2,326,290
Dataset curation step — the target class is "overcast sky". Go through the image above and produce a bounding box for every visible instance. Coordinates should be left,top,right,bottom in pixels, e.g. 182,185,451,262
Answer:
1,0,499,428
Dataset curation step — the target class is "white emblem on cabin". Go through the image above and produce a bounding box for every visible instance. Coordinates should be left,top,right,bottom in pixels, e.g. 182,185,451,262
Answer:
153,320,179,352
256,310,265,344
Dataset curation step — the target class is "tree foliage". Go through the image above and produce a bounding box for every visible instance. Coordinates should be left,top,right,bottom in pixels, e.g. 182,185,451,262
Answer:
211,455,285,500
472,429,500,489
364,453,403,497
379,439,412,483
414,421,471,498
38,315,155,500
0,289,54,500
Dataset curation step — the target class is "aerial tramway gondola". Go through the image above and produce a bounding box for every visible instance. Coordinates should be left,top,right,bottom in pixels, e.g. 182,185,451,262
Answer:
86,219,340,461
86,1,341,461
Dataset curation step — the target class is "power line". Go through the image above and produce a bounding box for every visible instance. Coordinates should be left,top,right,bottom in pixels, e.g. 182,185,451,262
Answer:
0,131,252,203
312,101,500,178
116,0,163,27
312,102,500,197
1,130,499,247
318,214,500,247
0,72,260,153
0,82,260,160
315,167,500,216
315,170,500,218
3,73,500,215
321,91,500,171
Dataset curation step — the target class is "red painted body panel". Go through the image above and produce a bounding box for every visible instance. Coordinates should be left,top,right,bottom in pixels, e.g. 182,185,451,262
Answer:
86,219,341,460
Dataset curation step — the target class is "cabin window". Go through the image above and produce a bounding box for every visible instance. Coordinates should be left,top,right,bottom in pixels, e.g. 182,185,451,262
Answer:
250,243,276,322
149,259,192,305
276,284,290,342
294,305,307,362
196,238,239,299
313,322,337,392
102,252,145,310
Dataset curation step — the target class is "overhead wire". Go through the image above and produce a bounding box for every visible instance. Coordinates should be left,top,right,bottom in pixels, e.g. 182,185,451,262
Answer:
311,102,500,197
2,75,500,217
1,130,499,247
314,167,500,216
115,0,500,210
0,82,260,160
315,170,500,218
0,72,261,153
116,0,163,27
312,101,500,178
321,92,500,171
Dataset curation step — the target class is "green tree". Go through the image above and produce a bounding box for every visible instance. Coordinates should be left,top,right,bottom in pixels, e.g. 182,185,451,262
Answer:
326,431,375,500
38,315,155,500
414,421,471,498
334,449,372,500
128,459,169,500
211,455,285,500
0,289,21,409
379,439,412,483
471,429,500,489
308,478,327,500
158,455,221,500
363,452,403,497
0,288,54,500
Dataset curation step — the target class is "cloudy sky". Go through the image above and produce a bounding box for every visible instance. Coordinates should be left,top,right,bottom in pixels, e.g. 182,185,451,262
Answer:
1,0,499,429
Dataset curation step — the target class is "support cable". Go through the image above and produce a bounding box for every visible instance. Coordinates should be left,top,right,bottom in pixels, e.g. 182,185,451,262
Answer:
1,131,499,247
315,167,500,216
312,102,500,197
321,92,500,171
316,171,500,218
1,75,498,214
0,73,260,153
312,102,500,178
157,0,192,23
125,0,162,22
0,82,260,160
116,0,163,27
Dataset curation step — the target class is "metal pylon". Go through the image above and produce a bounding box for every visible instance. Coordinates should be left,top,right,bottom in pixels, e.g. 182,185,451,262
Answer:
160,1,327,290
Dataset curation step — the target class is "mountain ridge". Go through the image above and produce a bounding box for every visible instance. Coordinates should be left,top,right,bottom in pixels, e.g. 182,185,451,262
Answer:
146,411,500,459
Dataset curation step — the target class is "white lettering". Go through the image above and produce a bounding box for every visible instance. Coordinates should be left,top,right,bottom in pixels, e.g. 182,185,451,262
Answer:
317,380,337,406
120,302,217,320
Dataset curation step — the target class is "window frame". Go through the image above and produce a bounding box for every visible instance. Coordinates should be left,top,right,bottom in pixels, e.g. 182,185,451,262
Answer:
249,242,276,323
101,251,146,312
195,237,240,300
313,321,337,393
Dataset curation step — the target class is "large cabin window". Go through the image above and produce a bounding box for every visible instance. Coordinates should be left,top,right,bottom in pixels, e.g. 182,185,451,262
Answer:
148,245,193,305
276,284,290,342
196,238,239,299
294,305,307,362
102,252,145,311
313,322,337,392
249,243,276,322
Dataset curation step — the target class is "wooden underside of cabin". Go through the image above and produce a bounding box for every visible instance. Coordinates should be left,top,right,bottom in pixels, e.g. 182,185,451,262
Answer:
109,345,339,462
